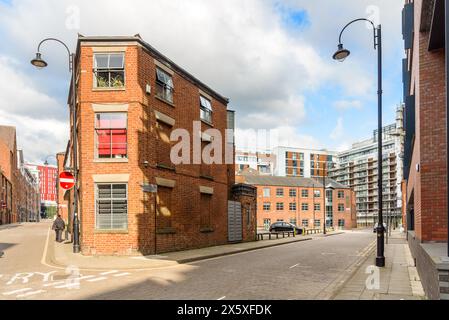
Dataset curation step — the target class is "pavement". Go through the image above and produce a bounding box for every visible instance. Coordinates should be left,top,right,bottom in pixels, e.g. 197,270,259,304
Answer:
332,228,426,300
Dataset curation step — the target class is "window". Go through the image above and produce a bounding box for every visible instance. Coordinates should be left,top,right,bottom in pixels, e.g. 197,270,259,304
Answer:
338,191,345,199
338,219,345,227
290,218,297,226
95,113,127,159
263,202,271,211
301,189,309,198
156,120,173,167
200,96,213,123
263,188,270,197
276,203,284,211
94,53,125,88
157,186,173,230
289,202,296,211
276,188,284,197
155,68,174,103
302,219,309,227
96,183,127,230
314,203,321,211
314,190,321,198
301,203,309,211
338,204,345,212
289,189,297,197
200,193,212,228
263,219,271,230
314,219,321,227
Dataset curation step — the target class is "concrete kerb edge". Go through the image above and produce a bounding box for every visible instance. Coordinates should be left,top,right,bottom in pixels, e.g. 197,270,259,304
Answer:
43,233,313,271
326,240,377,300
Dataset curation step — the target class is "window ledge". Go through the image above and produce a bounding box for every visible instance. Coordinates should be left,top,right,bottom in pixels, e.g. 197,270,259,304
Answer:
94,229,128,234
155,96,175,108
200,227,214,233
92,87,126,92
156,164,176,171
200,119,214,127
94,159,129,163
156,227,176,235
200,175,214,181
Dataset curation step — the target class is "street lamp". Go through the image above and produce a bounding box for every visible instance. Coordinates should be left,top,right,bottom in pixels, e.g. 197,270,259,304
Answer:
333,18,385,267
30,38,80,254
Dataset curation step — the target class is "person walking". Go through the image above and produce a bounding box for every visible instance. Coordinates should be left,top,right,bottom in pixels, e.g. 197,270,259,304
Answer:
52,214,65,242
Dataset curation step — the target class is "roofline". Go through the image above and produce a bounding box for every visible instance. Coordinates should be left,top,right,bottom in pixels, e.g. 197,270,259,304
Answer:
74,35,230,105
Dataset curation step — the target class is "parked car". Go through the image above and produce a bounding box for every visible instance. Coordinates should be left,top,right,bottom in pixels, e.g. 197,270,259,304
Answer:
269,222,304,234
373,222,387,233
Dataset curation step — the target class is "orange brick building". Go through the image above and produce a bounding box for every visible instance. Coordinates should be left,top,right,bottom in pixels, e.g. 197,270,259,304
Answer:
402,0,449,299
68,35,235,255
237,175,356,230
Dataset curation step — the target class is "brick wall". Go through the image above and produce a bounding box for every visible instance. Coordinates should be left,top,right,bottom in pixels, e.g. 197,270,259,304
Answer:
74,39,234,255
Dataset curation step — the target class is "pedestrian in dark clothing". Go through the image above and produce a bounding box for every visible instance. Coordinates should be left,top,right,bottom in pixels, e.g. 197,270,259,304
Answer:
52,215,65,242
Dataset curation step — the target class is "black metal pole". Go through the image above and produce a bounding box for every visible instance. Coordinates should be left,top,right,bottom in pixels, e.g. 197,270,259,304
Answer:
375,25,385,267
71,53,80,253
446,0,449,257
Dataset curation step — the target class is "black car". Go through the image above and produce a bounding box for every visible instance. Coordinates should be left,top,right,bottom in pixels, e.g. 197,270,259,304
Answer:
269,222,304,234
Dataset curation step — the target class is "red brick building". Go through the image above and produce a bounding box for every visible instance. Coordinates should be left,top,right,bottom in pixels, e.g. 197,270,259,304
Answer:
67,35,235,255
237,175,357,231
402,0,449,299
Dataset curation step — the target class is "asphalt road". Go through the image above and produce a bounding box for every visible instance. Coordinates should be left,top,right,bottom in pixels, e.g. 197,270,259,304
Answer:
0,222,375,300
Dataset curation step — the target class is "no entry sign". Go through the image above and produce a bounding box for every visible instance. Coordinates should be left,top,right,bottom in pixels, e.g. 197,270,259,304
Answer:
59,171,75,190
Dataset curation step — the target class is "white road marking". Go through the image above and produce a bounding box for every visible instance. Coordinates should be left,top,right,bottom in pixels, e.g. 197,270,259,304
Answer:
16,289,46,298
3,288,33,296
86,277,108,282
54,283,79,289
217,296,226,300
78,275,96,280
41,227,51,266
43,281,66,287
321,252,337,255
100,270,118,275
289,263,300,269
113,272,131,277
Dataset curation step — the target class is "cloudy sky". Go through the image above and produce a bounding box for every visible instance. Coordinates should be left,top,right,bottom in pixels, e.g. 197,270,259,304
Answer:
0,0,404,164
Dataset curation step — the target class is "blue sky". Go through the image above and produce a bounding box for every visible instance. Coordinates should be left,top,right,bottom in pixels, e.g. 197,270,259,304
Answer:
0,0,404,163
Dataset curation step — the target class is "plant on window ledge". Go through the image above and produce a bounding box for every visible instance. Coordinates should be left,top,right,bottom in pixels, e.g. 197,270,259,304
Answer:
96,75,108,88
111,75,124,88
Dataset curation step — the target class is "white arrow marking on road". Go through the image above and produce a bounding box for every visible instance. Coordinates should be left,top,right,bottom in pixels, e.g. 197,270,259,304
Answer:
100,270,118,275
16,289,46,298
217,296,226,300
289,264,300,269
113,272,131,277
86,277,107,282
3,288,33,296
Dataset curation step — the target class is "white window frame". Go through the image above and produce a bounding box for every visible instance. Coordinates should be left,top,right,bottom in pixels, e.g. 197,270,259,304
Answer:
95,183,128,230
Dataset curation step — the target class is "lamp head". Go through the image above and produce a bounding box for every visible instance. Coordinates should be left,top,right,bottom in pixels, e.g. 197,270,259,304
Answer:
332,44,350,62
31,52,48,68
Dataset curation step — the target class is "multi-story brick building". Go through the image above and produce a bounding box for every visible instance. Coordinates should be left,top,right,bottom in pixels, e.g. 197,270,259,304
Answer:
329,106,405,227
402,0,449,299
66,34,235,255
0,125,40,225
237,175,356,231
272,147,337,178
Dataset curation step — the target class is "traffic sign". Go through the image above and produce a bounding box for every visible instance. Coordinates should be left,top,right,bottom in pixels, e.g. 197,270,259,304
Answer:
59,171,75,190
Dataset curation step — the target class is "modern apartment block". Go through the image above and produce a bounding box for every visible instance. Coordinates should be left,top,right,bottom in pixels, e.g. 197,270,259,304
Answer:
272,147,337,178
235,150,276,175
329,105,405,227
238,175,356,231
66,35,235,255
402,0,449,299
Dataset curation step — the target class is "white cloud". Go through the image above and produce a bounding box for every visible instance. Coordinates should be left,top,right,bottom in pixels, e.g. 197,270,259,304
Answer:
334,99,363,111
330,117,344,140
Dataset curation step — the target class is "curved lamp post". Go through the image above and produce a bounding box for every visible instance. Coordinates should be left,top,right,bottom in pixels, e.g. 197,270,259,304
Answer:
43,154,57,166
332,19,385,267
31,38,80,254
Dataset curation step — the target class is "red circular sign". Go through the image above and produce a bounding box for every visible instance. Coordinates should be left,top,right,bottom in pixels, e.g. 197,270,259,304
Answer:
59,171,75,190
